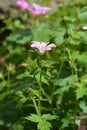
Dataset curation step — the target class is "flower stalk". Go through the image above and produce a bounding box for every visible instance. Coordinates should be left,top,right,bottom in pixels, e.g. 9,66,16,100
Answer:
31,41,56,115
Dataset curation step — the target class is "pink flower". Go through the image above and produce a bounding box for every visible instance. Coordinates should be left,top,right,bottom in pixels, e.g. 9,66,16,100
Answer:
31,41,56,53
16,0,29,10
16,0,51,16
28,3,52,16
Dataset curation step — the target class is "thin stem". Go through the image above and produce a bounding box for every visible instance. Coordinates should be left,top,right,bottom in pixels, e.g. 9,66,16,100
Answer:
66,48,78,129
38,68,42,116
40,85,51,104
66,48,75,75
37,56,52,115
58,60,64,78
33,97,39,115
73,100,78,130
73,66,78,130
66,48,71,61
0,98,18,108
7,71,10,88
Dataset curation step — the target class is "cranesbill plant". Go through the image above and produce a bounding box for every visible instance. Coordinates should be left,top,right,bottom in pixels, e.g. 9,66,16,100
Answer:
25,41,56,130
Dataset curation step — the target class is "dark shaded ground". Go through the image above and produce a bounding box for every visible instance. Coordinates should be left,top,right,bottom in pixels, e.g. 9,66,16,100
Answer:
0,0,16,10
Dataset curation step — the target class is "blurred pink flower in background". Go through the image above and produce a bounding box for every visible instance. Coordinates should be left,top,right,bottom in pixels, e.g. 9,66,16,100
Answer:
28,3,52,16
16,0,52,16
31,41,56,53
16,0,29,10
82,26,87,30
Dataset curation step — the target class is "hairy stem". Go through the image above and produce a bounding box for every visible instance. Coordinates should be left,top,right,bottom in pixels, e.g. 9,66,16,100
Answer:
33,97,39,115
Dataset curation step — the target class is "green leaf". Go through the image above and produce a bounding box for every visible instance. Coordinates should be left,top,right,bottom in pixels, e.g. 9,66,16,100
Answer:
70,31,87,45
54,36,64,46
42,114,57,121
25,114,56,130
53,28,66,36
35,73,49,85
54,75,78,86
25,114,40,123
0,81,7,91
79,101,87,113
10,124,24,130
5,29,31,45
77,52,87,63
76,86,87,99
80,75,87,85
0,120,4,125
32,24,50,42
60,118,70,129
38,119,52,130
78,6,87,22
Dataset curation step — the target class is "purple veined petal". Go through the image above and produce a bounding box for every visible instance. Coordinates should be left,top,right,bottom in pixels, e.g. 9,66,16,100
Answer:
38,42,47,53
32,41,40,45
40,10,48,14
28,4,41,16
40,7,52,14
28,3,52,16
39,47,46,53
32,3,51,12
46,44,56,50
41,42,47,47
31,41,56,53
31,10,41,16
31,41,41,48
39,46,47,53
28,3,36,11
42,7,52,11
31,3,41,11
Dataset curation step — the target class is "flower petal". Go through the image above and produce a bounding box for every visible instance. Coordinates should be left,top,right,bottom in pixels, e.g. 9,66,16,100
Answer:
82,26,87,30
31,41,40,48
46,44,56,50
28,3,52,16
41,42,47,47
31,41,56,53
16,0,29,10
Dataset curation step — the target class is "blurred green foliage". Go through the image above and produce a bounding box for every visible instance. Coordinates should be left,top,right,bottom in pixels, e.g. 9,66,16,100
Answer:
0,0,87,130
